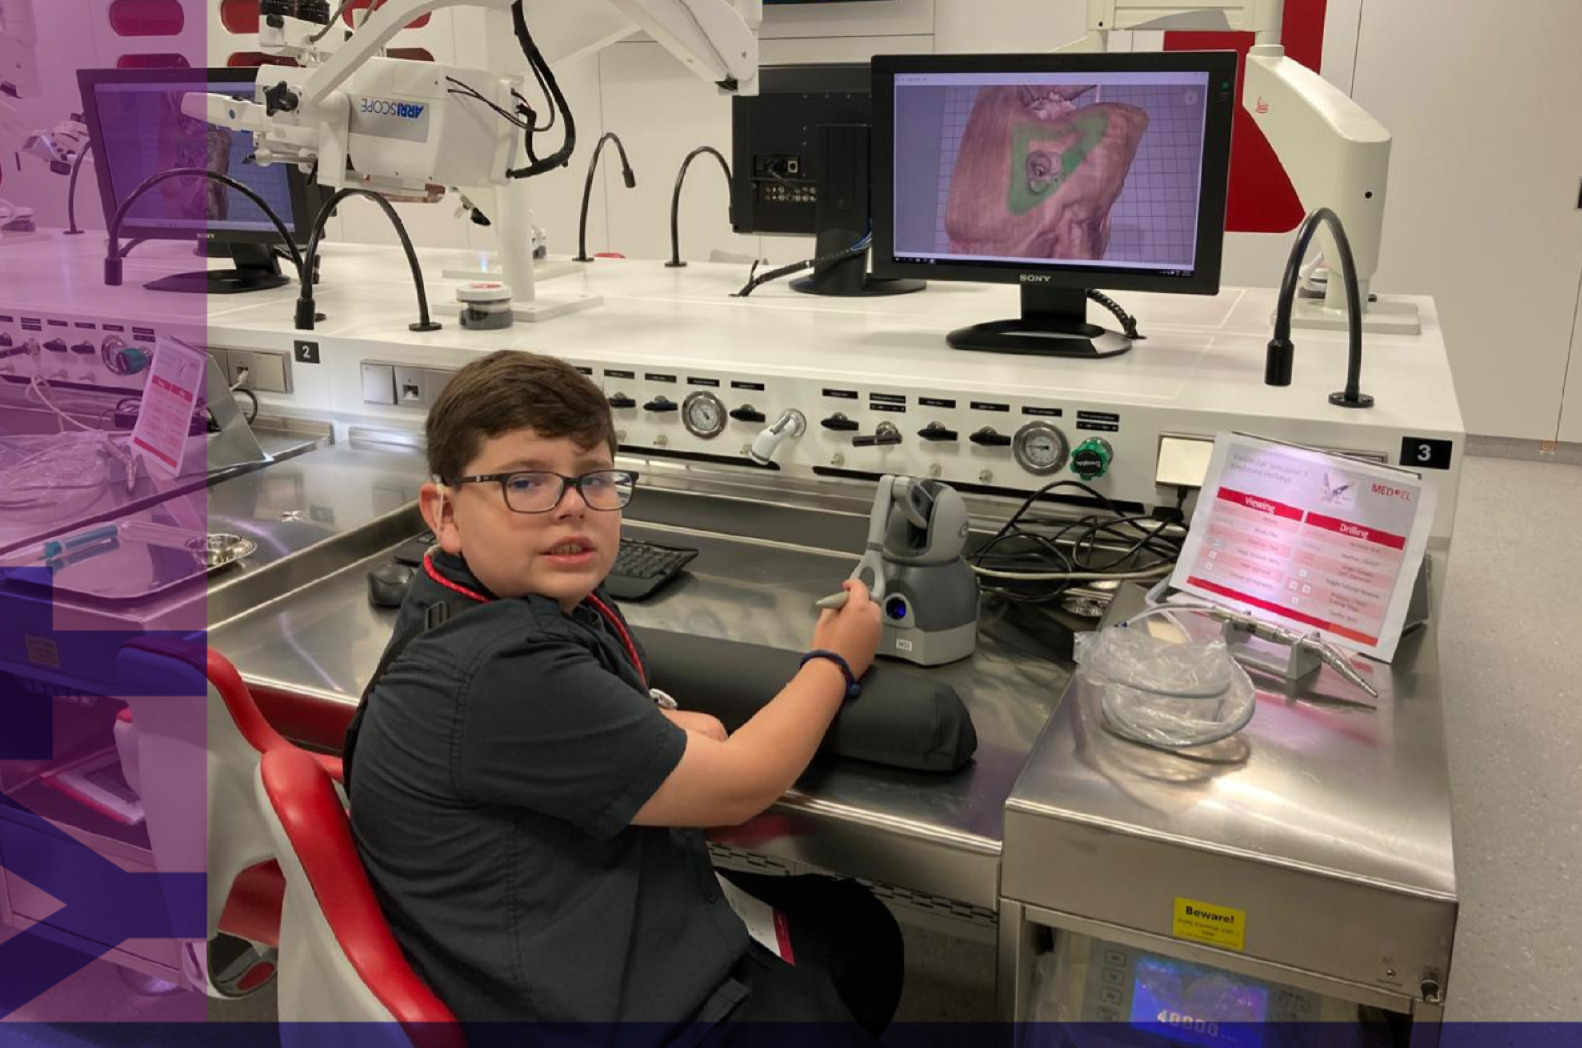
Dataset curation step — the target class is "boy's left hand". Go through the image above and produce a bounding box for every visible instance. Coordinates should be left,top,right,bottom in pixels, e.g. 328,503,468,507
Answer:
663,709,728,742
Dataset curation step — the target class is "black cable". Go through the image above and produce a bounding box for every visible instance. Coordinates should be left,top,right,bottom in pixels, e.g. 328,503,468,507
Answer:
1086,289,1144,340
65,142,91,236
967,478,1186,606
520,63,556,133
297,187,438,332
447,79,533,131
574,133,636,262
733,239,869,298
104,169,303,287
308,0,356,42
667,146,731,268
233,386,259,424
504,1,576,179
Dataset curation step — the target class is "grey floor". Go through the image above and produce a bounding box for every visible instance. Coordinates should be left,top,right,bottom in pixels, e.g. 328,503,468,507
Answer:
1435,455,1582,1020
9,454,1580,1031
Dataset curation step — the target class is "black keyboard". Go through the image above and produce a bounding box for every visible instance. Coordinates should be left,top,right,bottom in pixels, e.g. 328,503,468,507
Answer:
606,539,699,601
392,532,696,601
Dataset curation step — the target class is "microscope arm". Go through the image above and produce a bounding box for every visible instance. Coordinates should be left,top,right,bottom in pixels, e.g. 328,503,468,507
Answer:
1243,45,1390,309
1059,0,1392,312
302,0,758,108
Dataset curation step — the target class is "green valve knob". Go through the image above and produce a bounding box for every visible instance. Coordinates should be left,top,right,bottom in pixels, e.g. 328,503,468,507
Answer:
118,346,152,375
1071,438,1113,480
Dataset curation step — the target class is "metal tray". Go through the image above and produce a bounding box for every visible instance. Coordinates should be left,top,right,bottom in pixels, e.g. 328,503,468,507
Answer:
0,520,256,605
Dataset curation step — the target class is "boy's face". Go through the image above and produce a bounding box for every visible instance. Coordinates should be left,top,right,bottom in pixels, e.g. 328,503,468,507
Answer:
422,428,620,610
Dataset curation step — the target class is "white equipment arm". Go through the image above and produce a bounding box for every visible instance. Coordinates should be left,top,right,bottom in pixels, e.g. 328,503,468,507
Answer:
185,0,760,322
1243,43,1390,314
303,0,757,106
0,0,40,99
1060,0,1415,333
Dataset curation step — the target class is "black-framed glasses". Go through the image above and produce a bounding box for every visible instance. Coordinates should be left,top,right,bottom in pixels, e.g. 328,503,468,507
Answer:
450,470,638,514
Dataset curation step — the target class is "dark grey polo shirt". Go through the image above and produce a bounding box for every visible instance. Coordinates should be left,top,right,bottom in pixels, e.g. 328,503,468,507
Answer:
349,551,750,1027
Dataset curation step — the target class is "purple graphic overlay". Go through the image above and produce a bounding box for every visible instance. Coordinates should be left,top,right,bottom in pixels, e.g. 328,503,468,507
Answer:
0,0,212,1022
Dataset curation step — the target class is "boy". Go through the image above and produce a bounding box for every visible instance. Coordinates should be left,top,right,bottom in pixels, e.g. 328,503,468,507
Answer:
347,350,896,1040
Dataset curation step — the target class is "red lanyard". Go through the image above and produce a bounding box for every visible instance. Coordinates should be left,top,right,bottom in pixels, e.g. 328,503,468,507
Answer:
422,553,648,688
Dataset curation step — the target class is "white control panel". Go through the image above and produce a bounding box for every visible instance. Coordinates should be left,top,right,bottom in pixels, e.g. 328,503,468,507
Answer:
0,248,1463,544
0,308,160,392
0,308,292,397
335,349,1460,541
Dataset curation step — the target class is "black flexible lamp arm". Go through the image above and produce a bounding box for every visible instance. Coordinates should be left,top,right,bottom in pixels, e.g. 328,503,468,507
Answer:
65,142,92,236
1265,205,1372,408
296,187,439,332
666,146,731,268
104,168,304,287
575,132,635,263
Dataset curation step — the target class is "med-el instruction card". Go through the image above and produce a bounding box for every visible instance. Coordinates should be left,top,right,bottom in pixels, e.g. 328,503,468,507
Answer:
1170,433,1437,662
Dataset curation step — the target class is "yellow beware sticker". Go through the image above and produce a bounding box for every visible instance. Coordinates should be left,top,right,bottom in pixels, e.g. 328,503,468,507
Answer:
1173,897,1246,952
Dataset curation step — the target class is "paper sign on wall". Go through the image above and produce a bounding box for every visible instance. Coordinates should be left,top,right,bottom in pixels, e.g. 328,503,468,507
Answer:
130,336,207,481
1170,433,1437,662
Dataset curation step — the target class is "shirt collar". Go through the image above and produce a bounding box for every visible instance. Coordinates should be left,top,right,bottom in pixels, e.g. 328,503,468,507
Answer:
426,549,605,622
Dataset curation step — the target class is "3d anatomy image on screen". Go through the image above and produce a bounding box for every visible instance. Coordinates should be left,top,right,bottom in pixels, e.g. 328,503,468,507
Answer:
891,72,1210,271
946,84,1148,259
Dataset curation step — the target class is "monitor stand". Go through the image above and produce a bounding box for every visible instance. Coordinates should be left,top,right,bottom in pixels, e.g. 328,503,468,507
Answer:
791,228,926,297
145,242,290,295
947,285,1132,358
790,123,925,299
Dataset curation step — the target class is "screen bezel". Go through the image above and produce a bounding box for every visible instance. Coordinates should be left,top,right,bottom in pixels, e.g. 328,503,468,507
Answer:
870,51,1238,295
76,66,316,248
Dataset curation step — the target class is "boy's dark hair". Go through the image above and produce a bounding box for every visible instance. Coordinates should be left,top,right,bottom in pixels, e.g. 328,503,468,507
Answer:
426,350,617,481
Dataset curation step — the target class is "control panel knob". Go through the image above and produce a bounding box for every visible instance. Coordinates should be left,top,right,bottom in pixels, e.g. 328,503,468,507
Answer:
43,338,68,354
852,421,902,448
115,346,152,375
917,422,958,442
749,408,806,465
969,426,1011,448
1070,437,1114,481
0,333,12,348
70,340,96,356
819,412,859,432
608,392,636,409
643,395,678,413
729,404,766,424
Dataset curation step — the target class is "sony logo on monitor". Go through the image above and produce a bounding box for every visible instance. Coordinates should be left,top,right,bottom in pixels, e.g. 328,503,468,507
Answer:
1019,274,1053,283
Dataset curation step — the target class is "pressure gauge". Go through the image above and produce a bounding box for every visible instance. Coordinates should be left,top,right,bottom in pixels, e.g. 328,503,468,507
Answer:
1012,421,1069,475
682,390,727,439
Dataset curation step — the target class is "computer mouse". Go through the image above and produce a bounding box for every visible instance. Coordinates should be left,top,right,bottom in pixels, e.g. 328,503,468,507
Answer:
367,562,414,609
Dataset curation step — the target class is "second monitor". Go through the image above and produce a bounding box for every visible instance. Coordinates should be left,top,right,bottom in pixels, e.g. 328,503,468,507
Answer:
731,63,923,297
78,67,319,295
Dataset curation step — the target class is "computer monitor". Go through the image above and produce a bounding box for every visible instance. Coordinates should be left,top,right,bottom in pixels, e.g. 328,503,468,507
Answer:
871,52,1238,357
731,63,922,297
77,67,318,294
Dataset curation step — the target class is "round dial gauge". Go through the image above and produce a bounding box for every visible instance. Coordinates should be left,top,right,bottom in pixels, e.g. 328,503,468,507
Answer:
1013,421,1069,475
682,391,727,439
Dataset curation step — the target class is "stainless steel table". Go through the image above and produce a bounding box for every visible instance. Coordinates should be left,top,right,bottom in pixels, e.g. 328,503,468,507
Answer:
209,469,1072,928
998,578,1457,1038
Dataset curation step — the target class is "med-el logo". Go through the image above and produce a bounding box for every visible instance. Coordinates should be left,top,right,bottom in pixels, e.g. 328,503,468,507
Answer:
360,97,427,119
1019,273,1053,283
1371,483,1413,501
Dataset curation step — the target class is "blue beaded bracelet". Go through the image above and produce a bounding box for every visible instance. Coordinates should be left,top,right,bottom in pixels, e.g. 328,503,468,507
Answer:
800,649,861,700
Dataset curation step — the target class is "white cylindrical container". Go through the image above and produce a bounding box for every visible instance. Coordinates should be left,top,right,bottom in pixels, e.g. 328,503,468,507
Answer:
458,282,515,330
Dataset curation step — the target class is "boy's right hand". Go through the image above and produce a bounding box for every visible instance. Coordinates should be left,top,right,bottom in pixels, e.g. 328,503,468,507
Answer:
810,579,883,680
